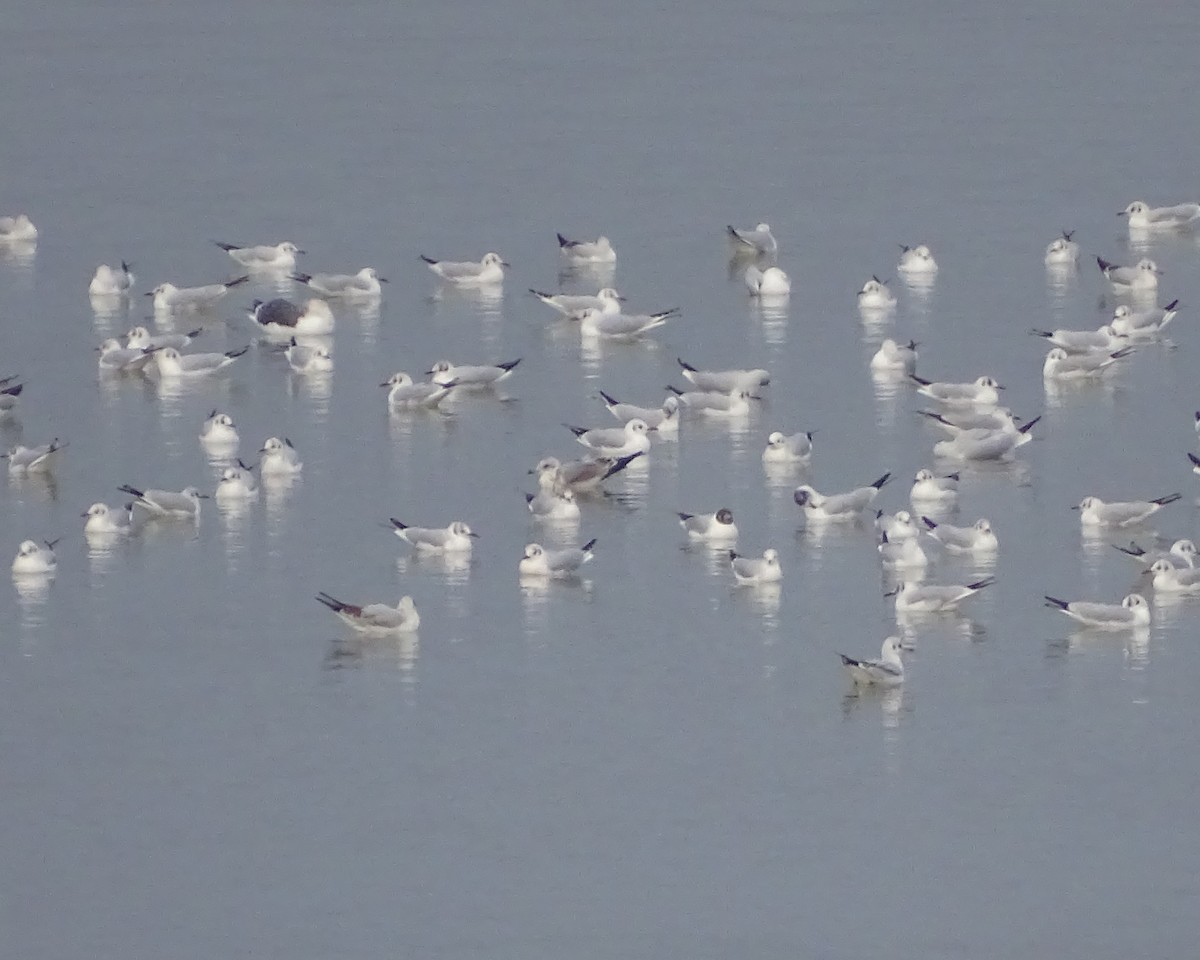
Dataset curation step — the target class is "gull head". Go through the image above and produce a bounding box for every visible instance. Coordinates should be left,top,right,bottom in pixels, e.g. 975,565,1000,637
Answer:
482,252,508,268
1120,201,1148,217
715,508,735,525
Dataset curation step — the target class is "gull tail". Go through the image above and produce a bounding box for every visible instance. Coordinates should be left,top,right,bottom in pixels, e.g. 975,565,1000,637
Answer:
581,537,598,554
870,472,892,490
967,577,996,592
213,241,241,252
1113,541,1147,559
556,233,571,248
291,272,313,284
677,357,699,373
419,255,438,265
224,346,250,360
1152,493,1181,506
1029,329,1054,339
598,389,619,406
224,275,250,289
601,451,644,480
838,653,861,668
1097,256,1114,273
909,373,932,387
389,519,409,531
1044,595,1071,611
118,483,144,499
315,592,350,613
563,424,589,438
1018,416,1042,434
921,516,938,530
497,358,522,373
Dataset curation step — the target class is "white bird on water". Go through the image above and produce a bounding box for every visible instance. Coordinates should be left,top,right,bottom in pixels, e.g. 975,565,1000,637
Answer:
870,339,918,374
557,232,616,264
154,346,248,378
199,411,239,449
1074,493,1180,527
316,592,420,633
1043,593,1150,630
118,484,208,519
259,437,302,475
428,358,520,388
126,325,204,352
1044,231,1080,265
857,276,897,310
381,372,456,409
667,386,755,418
565,419,651,458
794,473,891,522
388,520,478,553
148,276,248,312
762,430,813,464
89,261,135,296
420,252,507,286
12,539,58,575
679,508,738,541
677,358,769,394
932,418,1039,462
529,453,644,494
285,338,333,373
910,374,1003,408
1096,256,1160,293
1043,346,1133,380
1119,200,1200,233
878,531,928,569
921,517,998,554
729,548,782,584
215,463,259,500
889,577,994,614
1028,325,1127,355
726,222,777,256
529,287,623,317
291,267,386,299
839,636,911,687
1109,300,1179,340
1145,559,1200,594
82,502,135,536
575,306,678,340
214,240,303,271
1112,539,1197,570
897,244,937,274
0,214,38,242
875,509,919,542
519,539,596,579
910,469,959,505
97,339,157,374
4,439,66,473
597,391,679,432
744,265,791,296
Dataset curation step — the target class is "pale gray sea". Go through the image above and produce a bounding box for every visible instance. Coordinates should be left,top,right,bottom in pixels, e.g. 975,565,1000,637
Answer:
3,2,1200,957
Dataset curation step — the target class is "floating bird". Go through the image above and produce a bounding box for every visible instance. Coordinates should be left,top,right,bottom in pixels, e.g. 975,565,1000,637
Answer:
794,474,890,522
215,240,303,271
1074,494,1180,527
726,222,777,256
679,508,738,541
89,261,134,295
557,233,616,264
420,252,507,285
316,592,420,633
519,539,596,579
729,548,782,584
388,520,478,553
291,267,385,298
839,636,911,687
1043,593,1150,630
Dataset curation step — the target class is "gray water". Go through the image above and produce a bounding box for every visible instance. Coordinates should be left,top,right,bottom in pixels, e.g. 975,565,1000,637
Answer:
3,2,1200,957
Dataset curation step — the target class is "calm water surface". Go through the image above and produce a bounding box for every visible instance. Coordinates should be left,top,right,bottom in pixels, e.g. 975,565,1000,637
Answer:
3,2,1200,957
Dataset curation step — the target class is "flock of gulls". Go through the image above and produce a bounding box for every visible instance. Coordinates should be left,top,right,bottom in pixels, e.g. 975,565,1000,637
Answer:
2,197,1200,683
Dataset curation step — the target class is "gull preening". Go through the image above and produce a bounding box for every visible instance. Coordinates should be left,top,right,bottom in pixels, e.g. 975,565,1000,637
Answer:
4,439,66,474
285,338,333,373
875,509,919,542
215,240,303,271
519,539,596,579
1044,593,1150,629
89,261,135,296
420,252,507,286
1044,231,1080,265
316,592,420,633
557,233,616,264
525,485,581,521
897,244,937,274
744,265,791,296
726,222,777,256
878,531,928,568
839,636,910,687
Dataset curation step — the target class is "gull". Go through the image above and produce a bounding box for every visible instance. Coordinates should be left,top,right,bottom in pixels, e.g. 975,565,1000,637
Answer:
0,379,21,418
0,214,38,241
118,484,208,519
597,391,679,433
214,240,303,271
154,345,248,378
1043,593,1150,630
215,462,259,500
889,577,994,614
678,358,770,393
428,358,520,388
1110,300,1179,339
198,408,237,443
762,430,813,464
932,418,1039,461
839,636,910,687
420,252,507,286
285,337,333,373
857,276,897,309
794,473,891,522
565,419,651,457
519,539,596,579
380,372,455,409
82,502,135,536
1043,346,1133,380
1029,325,1127,354
729,548,782,584
1096,256,1160,292
1191,452,1200,476
678,508,738,541
557,233,616,264
911,469,959,504
1074,493,1180,527
897,244,937,274
529,287,623,316
97,339,157,374
726,222,777,256
126,325,203,351
910,374,1003,407
575,306,678,339
666,385,754,418
388,520,477,553
875,509,919,542
870,339,918,374
919,406,1021,436
291,267,386,299
89,261,134,296
526,485,581,521
259,437,302,475
316,592,420,633
1113,539,1197,569
12,539,57,575
744,265,791,296
148,276,248,312
1044,230,1080,265
529,452,644,494
920,517,998,553
878,531,928,568
1119,201,1200,232
4,439,66,473
1146,559,1200,594
248,297,335,337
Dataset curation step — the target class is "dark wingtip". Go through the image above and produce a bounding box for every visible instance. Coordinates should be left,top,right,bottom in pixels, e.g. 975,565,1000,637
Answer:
665,384,684,396
1096,256,1112,272
921,516,937,530
598,389,618,405
676,357,697,372
581,537,598,552
968,577,996,591
1153,493,1182,506
556,233,570,248
389,518,408,530
419,255,438,265
838,653,857,667
498,358,522,372
909,373,931,386
226,275,250,288
291,272,312,284
871,472,892,490
1165,299,1180,311
677,512,693,521
1044,595,1070,610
